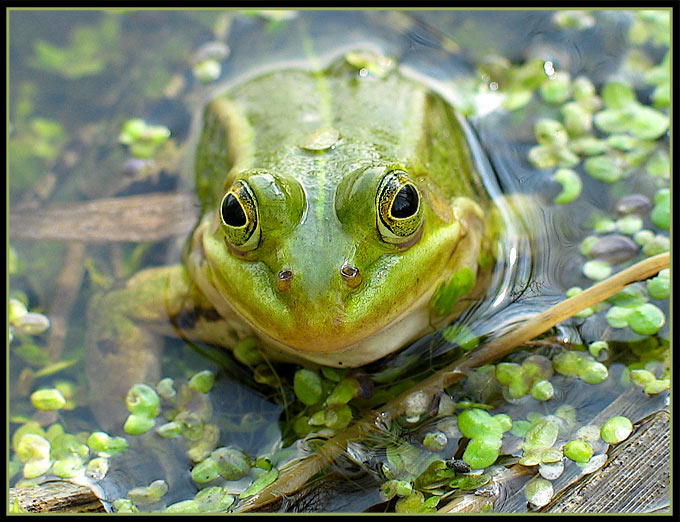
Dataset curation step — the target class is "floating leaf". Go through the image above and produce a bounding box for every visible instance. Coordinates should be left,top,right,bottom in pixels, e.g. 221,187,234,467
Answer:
293,369,323,406
189,370,215,394
552,168,582,204
627,303,665,335
600,416,633,444
462,437,502,469
563,440,593,463
239,468,278,499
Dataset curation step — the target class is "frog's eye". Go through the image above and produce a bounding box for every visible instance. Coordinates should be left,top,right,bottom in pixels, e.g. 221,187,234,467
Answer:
376,170,423,245
220,180,261,252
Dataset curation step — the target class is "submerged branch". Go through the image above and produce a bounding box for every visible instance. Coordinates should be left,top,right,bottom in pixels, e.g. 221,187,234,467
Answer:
9,192,198,243
234,252,670,512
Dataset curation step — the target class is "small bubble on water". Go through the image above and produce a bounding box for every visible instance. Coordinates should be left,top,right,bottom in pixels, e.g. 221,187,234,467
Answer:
543,60,555,77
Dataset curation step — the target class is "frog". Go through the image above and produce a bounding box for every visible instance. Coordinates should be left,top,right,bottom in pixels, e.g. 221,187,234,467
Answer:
85,50,498,425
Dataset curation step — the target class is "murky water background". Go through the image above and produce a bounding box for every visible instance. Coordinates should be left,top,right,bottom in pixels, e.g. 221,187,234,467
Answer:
9,10,670,512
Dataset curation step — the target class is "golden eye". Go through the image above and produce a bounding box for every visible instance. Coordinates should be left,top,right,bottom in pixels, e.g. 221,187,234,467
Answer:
220,180,261,251
376,170,423,244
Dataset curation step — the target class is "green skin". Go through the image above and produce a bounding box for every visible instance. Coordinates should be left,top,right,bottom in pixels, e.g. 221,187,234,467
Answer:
86,53,494,425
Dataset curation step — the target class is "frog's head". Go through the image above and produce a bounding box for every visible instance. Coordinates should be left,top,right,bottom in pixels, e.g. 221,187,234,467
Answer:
201,154,477,366
195,65,489,366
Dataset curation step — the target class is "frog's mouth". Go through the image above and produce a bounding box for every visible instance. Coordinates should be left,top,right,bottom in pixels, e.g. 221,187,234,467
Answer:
239,272,442,367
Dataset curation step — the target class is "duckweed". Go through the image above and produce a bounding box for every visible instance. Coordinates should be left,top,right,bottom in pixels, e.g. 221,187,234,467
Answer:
293,369,323,406
457,408,503,439
211,447,251,480
118,118,171,159
16,433,51,479
324,404,353,430
552,10,595,30
423,431,448,452
646,150,669,178
463,437,503,469
563,440,593,463
629,369,656,387
86,457,109,479
193,59,221,83
528,119,579,169
650,189,669,230
594,81,668,139
191,457,221,484
606,306,632,328
155,378,176,400
582,260,612,280
50,457,82,479
326,377,360,406
11,311,51,337
321,366,347,382
570,136,607,156
30,388,66,410
575,424,601,442
113,499,139,513
626,303,665,335
647,269,670,299
449,474,490,490
642,234,669,256
561,102,592,135
588,341,609,360
128,479,168,505
165,487,235,513
124,414,156,436
395,490,426,513
592,217,616,234
539,71,571,104
615,215,643,235
523,417,559,450
584,155,623,183
8,297,28,323
457,408,510,469
380,479,413,500
552,168,582,204
239,468,278,499
530,380,554,401
233,338,263,366
510,420,532,437
188,370,215,394
643,379,669,395
579,361,609,384
525,477,554,507
125,383,160,418
494,362,523,385
538,460,565,480
600,416,633,444
606,296,666,335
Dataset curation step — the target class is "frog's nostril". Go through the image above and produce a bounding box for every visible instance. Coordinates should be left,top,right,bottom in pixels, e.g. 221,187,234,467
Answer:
340,264,362,288
277,268,294,292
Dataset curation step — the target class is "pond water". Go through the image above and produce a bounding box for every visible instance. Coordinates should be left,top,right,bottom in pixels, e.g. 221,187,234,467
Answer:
9,9,670,513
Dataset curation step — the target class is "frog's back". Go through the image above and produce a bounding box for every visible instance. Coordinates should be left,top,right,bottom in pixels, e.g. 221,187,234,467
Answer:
194,55,489,213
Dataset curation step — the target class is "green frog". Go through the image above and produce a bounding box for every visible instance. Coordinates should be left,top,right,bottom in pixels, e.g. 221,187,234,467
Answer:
86,51,497,423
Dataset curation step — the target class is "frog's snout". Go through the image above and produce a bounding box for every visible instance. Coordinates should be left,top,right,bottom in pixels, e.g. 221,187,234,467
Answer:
274,263,362,293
